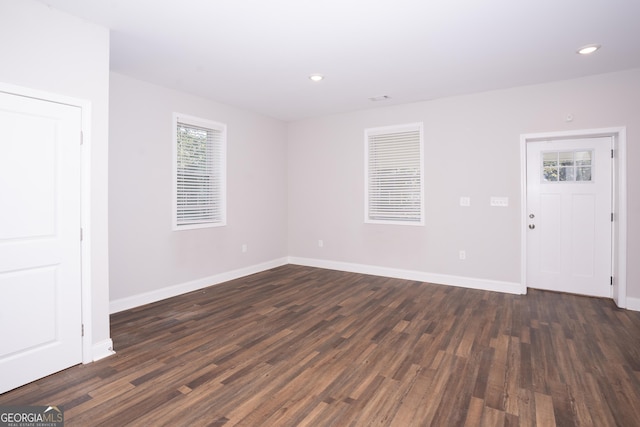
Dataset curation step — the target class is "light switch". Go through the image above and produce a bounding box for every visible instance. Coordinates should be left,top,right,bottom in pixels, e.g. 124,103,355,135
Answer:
460,197,471,207
490,197,509,207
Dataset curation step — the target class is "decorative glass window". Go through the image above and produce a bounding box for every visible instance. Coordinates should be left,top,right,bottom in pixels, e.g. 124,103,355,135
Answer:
542,150,592,182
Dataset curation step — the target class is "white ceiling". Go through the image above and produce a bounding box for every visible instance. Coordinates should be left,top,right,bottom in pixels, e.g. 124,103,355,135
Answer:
38,0,640,122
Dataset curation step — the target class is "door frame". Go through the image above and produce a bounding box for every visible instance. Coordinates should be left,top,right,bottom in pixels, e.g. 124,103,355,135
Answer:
520,127,627,307
0,82,94,363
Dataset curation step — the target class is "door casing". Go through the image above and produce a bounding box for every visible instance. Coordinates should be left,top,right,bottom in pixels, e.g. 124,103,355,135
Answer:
520,127,627,307
0,82,94,362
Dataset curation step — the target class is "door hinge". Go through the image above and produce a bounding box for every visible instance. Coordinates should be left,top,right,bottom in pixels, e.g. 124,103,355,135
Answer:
610,276,614,286
80,227,83,241
611,149,614,158
80,131,84,145
611,213,614,222
81,324,85,337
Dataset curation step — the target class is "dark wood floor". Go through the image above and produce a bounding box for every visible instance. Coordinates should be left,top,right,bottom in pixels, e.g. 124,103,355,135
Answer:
2,265,640,426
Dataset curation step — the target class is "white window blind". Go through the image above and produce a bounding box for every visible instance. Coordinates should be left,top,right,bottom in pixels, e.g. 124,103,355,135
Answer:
173,114,226,230
365,123,424,225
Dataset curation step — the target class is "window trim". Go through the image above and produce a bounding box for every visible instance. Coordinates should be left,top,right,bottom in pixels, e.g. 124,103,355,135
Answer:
172,112,227,231
364,122,425,226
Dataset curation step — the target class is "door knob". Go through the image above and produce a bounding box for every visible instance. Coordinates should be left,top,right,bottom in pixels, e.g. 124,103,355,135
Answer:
529,224,535,229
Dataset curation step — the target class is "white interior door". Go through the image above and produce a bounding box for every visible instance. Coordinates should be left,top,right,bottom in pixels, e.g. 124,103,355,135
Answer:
0,91,82,393
526,137,612,297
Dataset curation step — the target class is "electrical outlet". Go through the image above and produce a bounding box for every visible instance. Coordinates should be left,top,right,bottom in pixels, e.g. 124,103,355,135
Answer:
459,250,466,260
460,197,471,207
318,240,324,248
241,244,247,253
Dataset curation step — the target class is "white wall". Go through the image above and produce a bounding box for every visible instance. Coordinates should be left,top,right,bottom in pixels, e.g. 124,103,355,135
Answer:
108,73,288,309
2,2,635,369
288,69,640,299
0,0,111,357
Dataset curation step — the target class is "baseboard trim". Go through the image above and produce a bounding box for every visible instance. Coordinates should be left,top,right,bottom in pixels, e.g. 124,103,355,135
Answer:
109,256,635,315
626,297,640,312
109,257,289,314
287,257,523,295
91,339,115,362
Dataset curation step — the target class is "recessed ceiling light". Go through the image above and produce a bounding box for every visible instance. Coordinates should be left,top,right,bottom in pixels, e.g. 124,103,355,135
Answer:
577,44,601,55
309,74,324,82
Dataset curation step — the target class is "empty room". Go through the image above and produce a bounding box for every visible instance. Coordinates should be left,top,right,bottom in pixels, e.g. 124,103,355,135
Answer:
1,0,639,425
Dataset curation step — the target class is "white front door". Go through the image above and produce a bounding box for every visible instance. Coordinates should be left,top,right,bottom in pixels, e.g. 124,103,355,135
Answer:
526,137,612,297
0,91,83,393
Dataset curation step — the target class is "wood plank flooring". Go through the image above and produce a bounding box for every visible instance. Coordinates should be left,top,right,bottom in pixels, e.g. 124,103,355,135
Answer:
2,265,640,426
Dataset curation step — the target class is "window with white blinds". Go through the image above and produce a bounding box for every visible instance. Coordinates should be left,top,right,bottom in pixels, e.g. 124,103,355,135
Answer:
365,123,424,225
173,113,226,230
